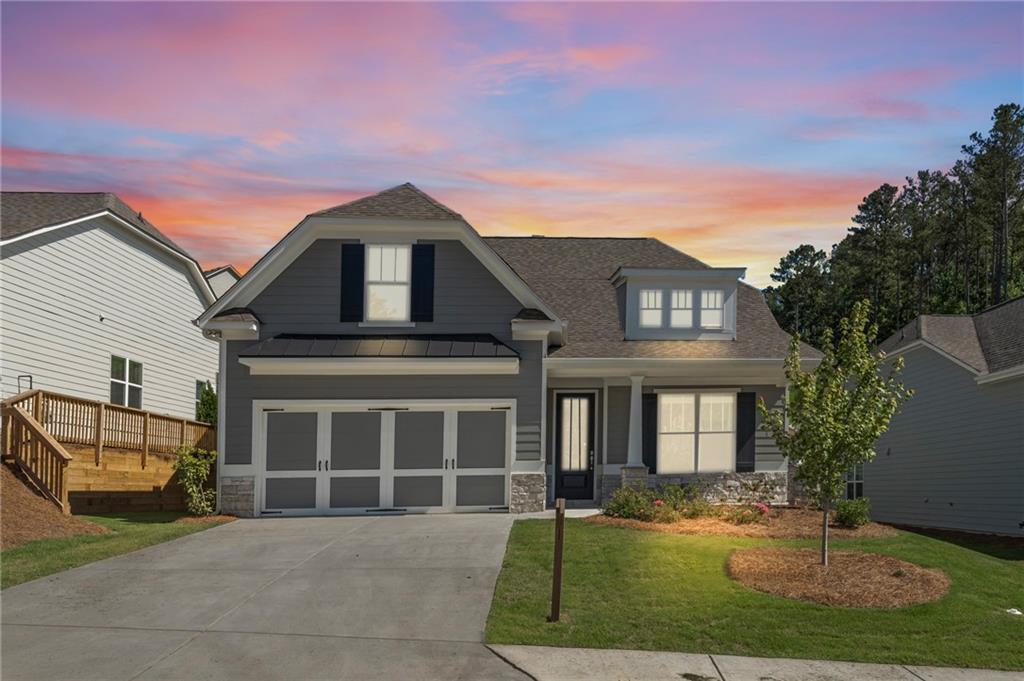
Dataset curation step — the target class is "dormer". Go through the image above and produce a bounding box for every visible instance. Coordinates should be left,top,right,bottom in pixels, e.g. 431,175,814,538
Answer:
611,267,746,341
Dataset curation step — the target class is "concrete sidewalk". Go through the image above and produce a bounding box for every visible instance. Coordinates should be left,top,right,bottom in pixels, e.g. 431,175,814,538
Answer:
488,644,1024,681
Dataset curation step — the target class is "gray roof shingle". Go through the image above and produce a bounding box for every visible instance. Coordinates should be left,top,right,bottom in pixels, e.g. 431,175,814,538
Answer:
973,296,1024,373
486,236,816,360
311,183,461,221
1,192,189,258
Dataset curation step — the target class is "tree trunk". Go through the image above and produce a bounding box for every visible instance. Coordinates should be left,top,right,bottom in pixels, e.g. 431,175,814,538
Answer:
820,501,830,567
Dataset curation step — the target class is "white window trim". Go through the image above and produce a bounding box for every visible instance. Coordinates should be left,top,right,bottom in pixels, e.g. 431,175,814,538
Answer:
639,289,663,328
670,289,694,328
846,464,864,499
701,289,725,330
655,391,737,473
110,355,143,409
363,244,412,323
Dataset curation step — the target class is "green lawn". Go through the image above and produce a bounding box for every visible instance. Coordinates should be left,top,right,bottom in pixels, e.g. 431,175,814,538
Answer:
1,512,232,589
486,519,1024,670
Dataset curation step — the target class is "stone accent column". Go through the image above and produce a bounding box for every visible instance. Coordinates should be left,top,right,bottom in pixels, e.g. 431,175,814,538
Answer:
220,476,255,517
620,465,649,490
510,473,546,513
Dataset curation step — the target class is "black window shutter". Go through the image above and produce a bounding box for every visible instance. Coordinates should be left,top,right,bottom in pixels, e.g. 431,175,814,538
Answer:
410,244,435,322
642,393,657,473
340,244,365,322
736,392,757,472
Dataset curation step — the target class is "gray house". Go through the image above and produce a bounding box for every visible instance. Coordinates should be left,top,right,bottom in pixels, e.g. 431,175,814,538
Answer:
199,184,819,517
868,297,1024,536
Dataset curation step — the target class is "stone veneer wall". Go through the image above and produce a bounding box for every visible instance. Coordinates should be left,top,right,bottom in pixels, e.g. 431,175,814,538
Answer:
220,476,255,517
510,473,546,513
601,471,789,505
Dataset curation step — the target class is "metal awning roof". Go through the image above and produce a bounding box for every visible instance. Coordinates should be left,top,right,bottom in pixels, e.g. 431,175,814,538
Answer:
238,333,519,359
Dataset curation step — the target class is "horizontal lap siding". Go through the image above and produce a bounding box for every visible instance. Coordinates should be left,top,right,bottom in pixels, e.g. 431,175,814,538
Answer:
867,348,1024,536
606,386,631,465
0,220,217,419
229,238,542,465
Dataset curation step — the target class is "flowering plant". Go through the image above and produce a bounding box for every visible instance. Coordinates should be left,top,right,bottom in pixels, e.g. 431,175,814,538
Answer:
653,499,664,507
754,501,771,515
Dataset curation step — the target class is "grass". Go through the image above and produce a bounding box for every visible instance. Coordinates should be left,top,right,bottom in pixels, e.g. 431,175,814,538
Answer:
1,512,231,589
486,519,1024,670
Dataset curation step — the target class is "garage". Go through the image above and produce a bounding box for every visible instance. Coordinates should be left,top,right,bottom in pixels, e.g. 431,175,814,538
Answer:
256,400,513,515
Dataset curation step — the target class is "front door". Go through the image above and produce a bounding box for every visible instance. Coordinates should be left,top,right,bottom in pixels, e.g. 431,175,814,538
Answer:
555,394,595,500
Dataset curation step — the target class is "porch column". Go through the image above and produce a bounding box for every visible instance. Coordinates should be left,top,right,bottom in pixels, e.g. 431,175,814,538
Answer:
626,375,645,467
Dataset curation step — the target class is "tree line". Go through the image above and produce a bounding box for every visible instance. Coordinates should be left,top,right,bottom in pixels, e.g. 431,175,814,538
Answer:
764,103,1024,348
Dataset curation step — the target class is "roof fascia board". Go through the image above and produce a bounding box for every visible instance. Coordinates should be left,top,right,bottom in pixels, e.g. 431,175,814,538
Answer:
198,215,561,327
544,356,816,381
883,339,982,375
238,356,520,376
975,363,1024,385
1,210,215,306
611,266,747,286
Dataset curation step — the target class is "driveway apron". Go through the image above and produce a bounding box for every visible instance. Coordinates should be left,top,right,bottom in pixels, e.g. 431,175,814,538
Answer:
1,514,528,681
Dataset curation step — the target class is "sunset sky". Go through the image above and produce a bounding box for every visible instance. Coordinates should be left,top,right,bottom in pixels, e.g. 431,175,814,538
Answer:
2,2,1020,285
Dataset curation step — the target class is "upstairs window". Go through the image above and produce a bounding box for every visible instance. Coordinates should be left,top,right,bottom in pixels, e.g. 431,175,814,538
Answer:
110,356,143,409
670,289,693,328
366,245,411,322
639,289,662,327
701,289,724,329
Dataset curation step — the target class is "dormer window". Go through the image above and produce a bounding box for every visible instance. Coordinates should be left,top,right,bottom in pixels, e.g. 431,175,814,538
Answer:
366,244,411,322
639,289,663,327
670,289,693,328
701,289,724,329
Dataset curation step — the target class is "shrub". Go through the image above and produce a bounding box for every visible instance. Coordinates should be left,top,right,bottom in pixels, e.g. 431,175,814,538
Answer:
722,504,771,525
173,445,217,516
603,485,656,521
834,497,871,528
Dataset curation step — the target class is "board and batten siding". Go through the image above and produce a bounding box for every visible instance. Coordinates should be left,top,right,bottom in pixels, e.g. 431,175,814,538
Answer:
867,347,1024,536
0,218,217,419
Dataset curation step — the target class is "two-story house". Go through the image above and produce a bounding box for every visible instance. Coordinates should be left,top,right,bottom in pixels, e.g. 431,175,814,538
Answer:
199,184,819,516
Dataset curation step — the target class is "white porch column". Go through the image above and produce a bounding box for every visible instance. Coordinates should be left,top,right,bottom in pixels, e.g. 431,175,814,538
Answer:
626,375,645,467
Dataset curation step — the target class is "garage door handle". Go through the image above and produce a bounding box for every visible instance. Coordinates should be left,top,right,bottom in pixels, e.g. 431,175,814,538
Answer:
444,459,448,470
318,460,322,471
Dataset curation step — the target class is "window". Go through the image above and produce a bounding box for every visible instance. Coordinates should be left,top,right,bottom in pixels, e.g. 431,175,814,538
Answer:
366,244,411,322
670,289,693,328
846,464,864,499
110,356,143,409
657,393,736,473
639,289,663,327
701,289,724,328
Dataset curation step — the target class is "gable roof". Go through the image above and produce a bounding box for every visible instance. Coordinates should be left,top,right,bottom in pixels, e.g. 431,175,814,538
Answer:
310,183,462,221
486,236,816,360
1,191,189,258
879,295,1024,376
204,264,241,279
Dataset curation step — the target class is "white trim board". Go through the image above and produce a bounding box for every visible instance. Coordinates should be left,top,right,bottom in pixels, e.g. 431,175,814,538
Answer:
238,356,520,376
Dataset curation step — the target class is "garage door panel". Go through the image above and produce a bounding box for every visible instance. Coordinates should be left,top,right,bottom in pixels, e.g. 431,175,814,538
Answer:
330,477,380,508
456,475,505,507
331,412,381,470
266,478,317,509
394,476,443,507
394,412,444,470
266,412,317,472
457,411,506,469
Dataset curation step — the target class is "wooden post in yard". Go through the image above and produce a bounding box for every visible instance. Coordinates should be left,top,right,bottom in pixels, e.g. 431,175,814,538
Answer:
141,412,150,469
548,497,566,622
94,403,105,466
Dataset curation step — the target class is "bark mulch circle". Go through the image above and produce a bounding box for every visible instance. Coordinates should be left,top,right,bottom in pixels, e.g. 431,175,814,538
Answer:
727,547,950,608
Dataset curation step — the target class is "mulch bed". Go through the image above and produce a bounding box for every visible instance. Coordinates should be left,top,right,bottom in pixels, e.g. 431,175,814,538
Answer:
588,507,898,539
728,547,950,608
1,464,109,549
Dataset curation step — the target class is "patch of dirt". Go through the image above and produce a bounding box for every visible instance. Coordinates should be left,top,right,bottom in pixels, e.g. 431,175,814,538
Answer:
1,463,108,549
588,507,898,539
176,515,236,525
727,547,950,608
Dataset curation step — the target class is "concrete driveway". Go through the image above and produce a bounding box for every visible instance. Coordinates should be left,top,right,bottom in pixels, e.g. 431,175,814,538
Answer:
1,514,529,681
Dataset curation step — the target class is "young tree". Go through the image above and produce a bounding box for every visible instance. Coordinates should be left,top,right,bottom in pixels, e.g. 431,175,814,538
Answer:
196,383,218,425
758,300,912,566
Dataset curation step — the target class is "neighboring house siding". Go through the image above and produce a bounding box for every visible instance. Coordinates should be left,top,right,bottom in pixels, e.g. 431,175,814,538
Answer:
206,270,238,297
0,218,217,419
867,347,1024,536
250,238,523,340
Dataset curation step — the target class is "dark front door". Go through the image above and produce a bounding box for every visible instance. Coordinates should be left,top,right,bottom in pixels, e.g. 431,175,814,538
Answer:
555,393,595,500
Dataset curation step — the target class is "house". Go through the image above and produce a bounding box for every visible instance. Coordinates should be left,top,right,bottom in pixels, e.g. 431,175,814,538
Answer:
0,192,219,420
198,183,819,517
204,264,241,297
867,297,1024,536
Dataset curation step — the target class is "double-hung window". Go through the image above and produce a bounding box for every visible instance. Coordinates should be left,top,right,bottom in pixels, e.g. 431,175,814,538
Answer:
657,392,736,473
846,464,864,499
639,289,663,328
670,289,693,328
701,289,724,329
366,244,411,322
110,356,143,409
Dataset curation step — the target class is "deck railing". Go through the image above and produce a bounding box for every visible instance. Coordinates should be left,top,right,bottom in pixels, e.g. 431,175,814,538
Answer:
2,405,72,514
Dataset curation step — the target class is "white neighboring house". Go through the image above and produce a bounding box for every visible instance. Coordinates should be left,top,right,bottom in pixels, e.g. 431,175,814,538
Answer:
204,264,241,297
0,192,219,420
